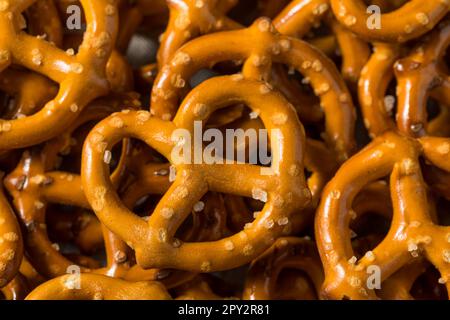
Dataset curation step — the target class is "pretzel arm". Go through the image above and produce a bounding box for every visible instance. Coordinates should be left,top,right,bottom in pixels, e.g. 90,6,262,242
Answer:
330,0,449,42
82,113,175,247
0,186,23,288
358,43,398,136
419,137,450,172
273,0,330,37
26,274,171,300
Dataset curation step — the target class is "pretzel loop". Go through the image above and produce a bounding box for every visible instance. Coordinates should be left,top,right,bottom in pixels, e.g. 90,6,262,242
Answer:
82,75,310,272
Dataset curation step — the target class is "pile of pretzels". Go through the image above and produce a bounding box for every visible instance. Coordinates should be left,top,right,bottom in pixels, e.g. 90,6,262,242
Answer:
0,0,449,300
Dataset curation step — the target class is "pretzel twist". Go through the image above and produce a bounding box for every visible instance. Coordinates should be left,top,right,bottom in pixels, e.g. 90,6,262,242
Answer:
151,18,355,160
25,274,171,300
0,0,118,149
330,0,449,43
316,131,450,299
82,75,311,272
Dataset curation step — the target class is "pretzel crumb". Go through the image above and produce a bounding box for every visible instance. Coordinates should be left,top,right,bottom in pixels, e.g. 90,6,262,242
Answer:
93,186,107,211
1,121,11,132
249,109,260,119
224,241,235,251
404,24,413,34
193,201,205,212
194,103,208,118
93,292,104,300
301,60,311,69
315,82,330,95
154,169,169,176
172,238,181,248
3,232,18,242
0,262,6,272
51,243,60,251
69,103,79,113
252,188,268,202
279,39,291,51
105,4,115,15
66,48,75,56
410,123,423,133
438,277,447,284
34,200,44,209
244,223,252,230
175,14,191,30
410,221,421,228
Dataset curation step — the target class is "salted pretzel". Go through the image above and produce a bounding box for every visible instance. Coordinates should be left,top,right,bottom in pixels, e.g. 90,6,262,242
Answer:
330,0,449,43
25,274,171,300
151,18,355,160
0,0,118,149
315,130,450,299
82,75,311,272
243,237,323,300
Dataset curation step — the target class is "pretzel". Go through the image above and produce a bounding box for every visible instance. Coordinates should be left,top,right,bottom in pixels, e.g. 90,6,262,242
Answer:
0,0,118,149
330,0,449,43
25,274,171,300
82,75,311,272
243,237,323,300
1,273,29,300
151,18,355,160
0,182,23,288
315,130,450,299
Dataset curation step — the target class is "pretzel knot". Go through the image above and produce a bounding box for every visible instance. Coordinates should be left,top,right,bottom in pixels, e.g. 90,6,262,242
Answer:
152,17,355,161
330,0,449,43
82,75,311,272
25,274,171,300
0,0,118,149
316,131,450,300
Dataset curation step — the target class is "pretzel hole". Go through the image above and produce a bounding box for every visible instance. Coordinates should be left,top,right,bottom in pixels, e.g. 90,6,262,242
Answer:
126,32,158,68
275,269,318,300
410,265,448,299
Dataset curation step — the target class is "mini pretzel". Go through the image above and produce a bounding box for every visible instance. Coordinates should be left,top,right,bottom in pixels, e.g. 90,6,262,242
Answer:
243,237,323,300
316,130,450,299
0,182,23,288
151,18,355,160
82,75,311,272
25,274,171,300
330,0,449,43
0,0,118,149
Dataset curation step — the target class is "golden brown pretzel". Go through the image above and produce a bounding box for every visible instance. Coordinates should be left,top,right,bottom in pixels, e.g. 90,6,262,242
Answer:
82,75,311,272
0,0,118,149
315,130,450,299
330,0,449,42
151,18,355,160
25,273,171,300
243,237,323,300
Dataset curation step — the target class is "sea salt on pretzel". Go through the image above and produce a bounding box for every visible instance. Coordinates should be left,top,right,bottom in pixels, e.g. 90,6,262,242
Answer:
82,75,311,272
